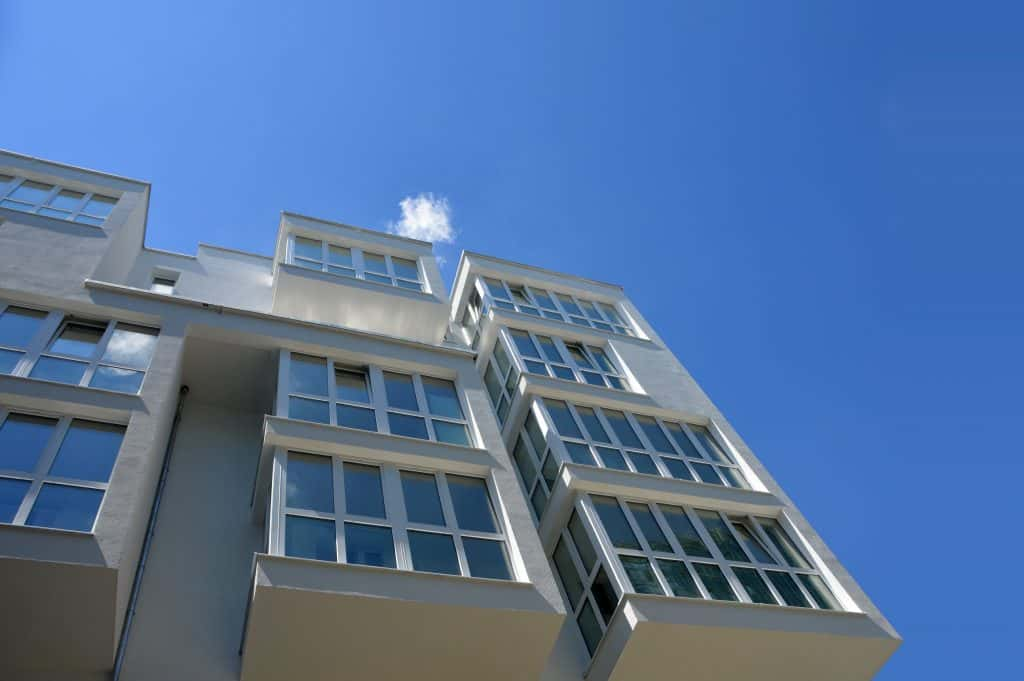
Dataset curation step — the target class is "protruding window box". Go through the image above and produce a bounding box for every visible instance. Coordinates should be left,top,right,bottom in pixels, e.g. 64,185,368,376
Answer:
587,593,899,681
240,553,564,681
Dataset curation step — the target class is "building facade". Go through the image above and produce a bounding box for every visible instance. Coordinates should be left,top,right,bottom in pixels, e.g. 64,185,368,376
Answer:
0,150,900,681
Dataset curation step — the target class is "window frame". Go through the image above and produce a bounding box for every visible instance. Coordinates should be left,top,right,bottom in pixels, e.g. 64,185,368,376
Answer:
503,327,629,391
0,407,126,533
282,351,475,447
0,174,119,227
475,276,634,336
482,337,519,428
270,450,519,580
286,234,425,292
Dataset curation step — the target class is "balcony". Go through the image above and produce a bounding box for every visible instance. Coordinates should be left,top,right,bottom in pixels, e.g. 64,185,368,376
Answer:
241,552,564,681
588,593,899,681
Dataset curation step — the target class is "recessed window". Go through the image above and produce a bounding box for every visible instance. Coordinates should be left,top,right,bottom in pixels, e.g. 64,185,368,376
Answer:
0,175,118,226
278,453,513,580
286,235,424,291
284,353,472,446
476,277,633,336
150,274,177,295
0,410,125,532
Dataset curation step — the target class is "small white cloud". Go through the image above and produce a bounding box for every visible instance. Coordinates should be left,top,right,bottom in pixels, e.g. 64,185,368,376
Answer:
390,193,455,243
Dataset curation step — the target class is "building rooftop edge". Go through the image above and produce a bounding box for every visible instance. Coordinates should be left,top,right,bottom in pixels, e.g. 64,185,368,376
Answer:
0,148,151,188
454,250,625,295
280,210,434,248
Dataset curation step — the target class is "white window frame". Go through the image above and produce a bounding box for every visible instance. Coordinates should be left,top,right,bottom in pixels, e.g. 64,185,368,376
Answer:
0,174,119,227
510,406,561,521
503,327,629,391
0,407,126,533
269,450,521,580
476,277,634,336
286,234,425,292
280,351,475,447
482,337,519,428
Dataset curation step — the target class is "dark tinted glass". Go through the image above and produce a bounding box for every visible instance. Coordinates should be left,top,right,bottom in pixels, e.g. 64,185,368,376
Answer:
408,531,460,575
0,477,30,522
591,495,640,549
447,475,497,532
553,538,584,604
734,567,776,604
766,571,811,607
27,484,103,532
49,322,103,358
285,516,336,561
337,405,377,431
335,368,370,403
0,413,57,473
345,523,396,568
29,357,87,384
603,410,641,448
657,559,701,598
400,471,445,525
388,413,428,439
422,377,463,418
463,538,511,580
575,407,610,443
626,502,672,552
344,463,385,517
289,355,328,396
286,453,334,513
591,567,619,623
635,416,674,452
288,397,330,423
48,420,124,483
692,562,736,601
543,400,582,438
0,306,46,348
696,510,749,562
659,505,712,558
621,556,662,594
383,372,419,410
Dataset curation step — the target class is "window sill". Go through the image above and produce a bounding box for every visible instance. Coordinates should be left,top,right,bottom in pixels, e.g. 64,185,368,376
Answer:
486,306,651,345
0,373,142,422
276,262,438,302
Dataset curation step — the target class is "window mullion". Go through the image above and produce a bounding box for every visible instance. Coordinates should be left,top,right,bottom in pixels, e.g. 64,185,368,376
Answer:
15,310,62,378
325,358,338,426
269,449,285,555
383,465,411,571
12,416,71,525
368,366,388,433
410,374,436,440
436,473,471,576
352,247,366,280
333,458,347,564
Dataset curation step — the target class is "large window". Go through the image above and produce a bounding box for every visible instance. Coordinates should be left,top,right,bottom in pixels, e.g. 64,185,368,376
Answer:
288,235,424,292
482,338,519,428
0,302,158,394
285,353,473,446
537,399,748,489
277,452,514,580
505,328,628,390
0,409,125,532
0,175,118,226
478,277,633,336
510,410,560,520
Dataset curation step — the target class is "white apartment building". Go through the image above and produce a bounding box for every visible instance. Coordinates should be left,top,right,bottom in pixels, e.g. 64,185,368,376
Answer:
0,150,900,681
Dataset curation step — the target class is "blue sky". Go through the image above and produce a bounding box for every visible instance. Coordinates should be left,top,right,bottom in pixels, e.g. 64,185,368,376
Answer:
3,1,1022,678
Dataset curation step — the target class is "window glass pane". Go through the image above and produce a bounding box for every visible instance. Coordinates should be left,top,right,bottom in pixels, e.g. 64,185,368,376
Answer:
48,421,124,483
692,425,732,463
659,505,712,558
344,463,385,517
327,245,352,267
48,189,84,211
692,461,724,485
289,354,328,396
565,344,594,369
568,510,598,572
766,571,811,607
335,368,370,403
692,563,736,601
293,258,321,271
621,555,663,594
90,366,145,393
633,416,672,453
626,502,672,552
509,330,540,359
588,346,615,373
508,285,532,306
536,336,562,362
392,257,419,280
734,567,776,604
286,453,334,513
285,515,336,561
0,413,57,473
524,360,547,375
408,531,460,575
532,290,556,309
82,195,117,217
595,446,629,470
512,438,538,486
563,441,595,465
493,341,511,375
591,567,618,623
553,538,584,605
576,601,603,656
39,207,71,219
757,518,812,569
627,452,659,475
0,477,30,522
27,484,102,532
364,252,388,273
422,377,463,418
484,363,503,405
696,510,749,562
345,522,396,568
525,411,547,457
0,306,47,349
575,407,610,443
556,294,583,316
550,365,575,381
661,458,694,481
484,278,507,299
366,272,392,285
383,371,419,410
289,397,329,423
731,520,776,563
598,302,624,324
0,348,21,374
432,420,470,446
543,399,582,438
10,180,52,204
400,471,445,525
718,466,747,488
580,371,604,387
99,324,158,369
447,475,497,532
49,322,104,358
530,485,548,518
657,559,701,598
388,412,429,439
337,405,377,431
603,410,641,448
30,357,87,384
463,537,511,579
798,573,839,610
591,495,640,550
664,423,702,458
293,237,321,261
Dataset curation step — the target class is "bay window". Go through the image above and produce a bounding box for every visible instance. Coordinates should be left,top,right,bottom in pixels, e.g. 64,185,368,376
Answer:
476,277,634,336
0,174,118,226
288,235,424,291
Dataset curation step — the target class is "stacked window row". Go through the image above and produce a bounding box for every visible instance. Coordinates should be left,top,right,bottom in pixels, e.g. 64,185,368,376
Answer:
541,399,748,488
553,495,841,655
290,235,424,291
0,409,126,533
479,277,634,336
0,174,118,227
0,302,159,394
286,354,473,447
278,452,513,580
506,328,627,390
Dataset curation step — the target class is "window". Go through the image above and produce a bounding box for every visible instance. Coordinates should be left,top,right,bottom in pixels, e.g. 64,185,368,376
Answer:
287,235,424,291
0,302,159,394
482,338,519,427
284,353,473,446
150,273,177,295
504,328,628,390
583,495,840,612
0,175,118,226
536,399,749,488
510,410,560,519
0,409,125,532
476,277,634,336
277,452,514,579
